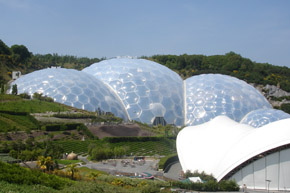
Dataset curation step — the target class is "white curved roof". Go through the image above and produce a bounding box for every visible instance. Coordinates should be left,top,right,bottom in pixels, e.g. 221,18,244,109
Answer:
177,116,290,181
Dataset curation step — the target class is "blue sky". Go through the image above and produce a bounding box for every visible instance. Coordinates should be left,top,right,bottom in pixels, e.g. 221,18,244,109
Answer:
1,0,290,67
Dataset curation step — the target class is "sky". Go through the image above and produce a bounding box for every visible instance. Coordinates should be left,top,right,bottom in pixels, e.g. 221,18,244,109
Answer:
1,0,290,67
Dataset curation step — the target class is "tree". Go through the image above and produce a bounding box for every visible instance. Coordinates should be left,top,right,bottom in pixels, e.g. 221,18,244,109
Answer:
1,84,5,94
43,140,64,159
0,39,11,55
37,156,54,172
12,84,17,95
66,163,79,180
11,44,31,63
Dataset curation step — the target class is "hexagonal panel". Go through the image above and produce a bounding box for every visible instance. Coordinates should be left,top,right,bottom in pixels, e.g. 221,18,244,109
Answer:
150,103,166,116
78,94,89,104
71,86,83,95
122,82,137,92
127,104,142,119
193,107,206,119
109,80,122,90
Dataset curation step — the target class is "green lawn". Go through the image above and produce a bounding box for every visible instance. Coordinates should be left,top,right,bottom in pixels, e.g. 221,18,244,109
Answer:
55,159,82,165
0,112,39,132
0,94,72,113
0,100,70,113
0,94,22,101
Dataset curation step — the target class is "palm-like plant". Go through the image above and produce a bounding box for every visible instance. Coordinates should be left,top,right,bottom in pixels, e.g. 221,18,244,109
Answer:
66,163,79,180
37,156,54,172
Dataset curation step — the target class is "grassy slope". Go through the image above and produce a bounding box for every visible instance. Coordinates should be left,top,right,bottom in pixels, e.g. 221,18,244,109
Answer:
0,94,71,132
0,100,70,113
0,113,38,132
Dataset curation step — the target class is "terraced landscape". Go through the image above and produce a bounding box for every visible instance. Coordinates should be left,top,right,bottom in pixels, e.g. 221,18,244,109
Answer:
53,138,176,156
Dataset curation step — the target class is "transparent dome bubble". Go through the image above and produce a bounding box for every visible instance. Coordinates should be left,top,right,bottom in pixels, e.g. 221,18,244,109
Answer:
240,109,290,128
9,68,128,120
82,58,184,126
185,74,272,126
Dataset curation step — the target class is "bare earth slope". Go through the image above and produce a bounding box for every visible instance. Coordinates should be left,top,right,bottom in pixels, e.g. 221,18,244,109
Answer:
88,123,154,139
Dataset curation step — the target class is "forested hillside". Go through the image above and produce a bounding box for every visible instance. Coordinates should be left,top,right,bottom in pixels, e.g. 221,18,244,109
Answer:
144,53,290,92
0,39,102,85
1,39,290,92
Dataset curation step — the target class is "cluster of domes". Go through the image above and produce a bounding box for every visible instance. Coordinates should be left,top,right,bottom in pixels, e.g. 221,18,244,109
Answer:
9,58,289,127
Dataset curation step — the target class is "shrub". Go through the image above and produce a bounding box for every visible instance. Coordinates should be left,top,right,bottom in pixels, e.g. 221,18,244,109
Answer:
280,103,290,114
89,146,127,161
0,180,58,193
219,180,240,191
19,93,31,99
0,161,72,190
53,113,96,119
172,172,239,192
61,181,104,193
42,123,94,139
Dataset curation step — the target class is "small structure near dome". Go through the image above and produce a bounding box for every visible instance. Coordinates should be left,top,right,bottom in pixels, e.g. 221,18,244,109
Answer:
67,152,78,160
12,71,21,80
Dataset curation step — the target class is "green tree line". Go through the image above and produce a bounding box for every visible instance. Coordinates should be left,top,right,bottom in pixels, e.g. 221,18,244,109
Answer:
143,52,290,92
0,39,103,84
2,39,290,92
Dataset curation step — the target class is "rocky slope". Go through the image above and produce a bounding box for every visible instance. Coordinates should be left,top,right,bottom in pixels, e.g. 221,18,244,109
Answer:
253,84,290,107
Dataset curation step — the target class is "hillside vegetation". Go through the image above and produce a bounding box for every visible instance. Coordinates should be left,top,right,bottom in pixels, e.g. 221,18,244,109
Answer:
1,39,290,93
0,39,102,85
0,94,73,132
144,53,290,92
0,94,70,113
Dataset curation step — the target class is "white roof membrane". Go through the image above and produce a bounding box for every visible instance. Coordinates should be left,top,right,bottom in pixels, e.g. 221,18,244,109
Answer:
177,116,290,181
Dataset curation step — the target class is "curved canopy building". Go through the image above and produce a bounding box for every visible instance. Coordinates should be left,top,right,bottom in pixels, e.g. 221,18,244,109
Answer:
177,116,290,190
9,68,129,120
185,74,272,126
82,58,184,126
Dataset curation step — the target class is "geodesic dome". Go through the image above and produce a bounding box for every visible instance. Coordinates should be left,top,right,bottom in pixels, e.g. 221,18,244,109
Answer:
240,108,290,128
82,58,184,126
9,68,129,120
185,74,272,126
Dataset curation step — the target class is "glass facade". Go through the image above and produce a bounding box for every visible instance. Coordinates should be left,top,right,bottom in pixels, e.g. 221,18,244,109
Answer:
240,109,290,128
9,68,129,120
82,58,184,126
185,74,272,126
